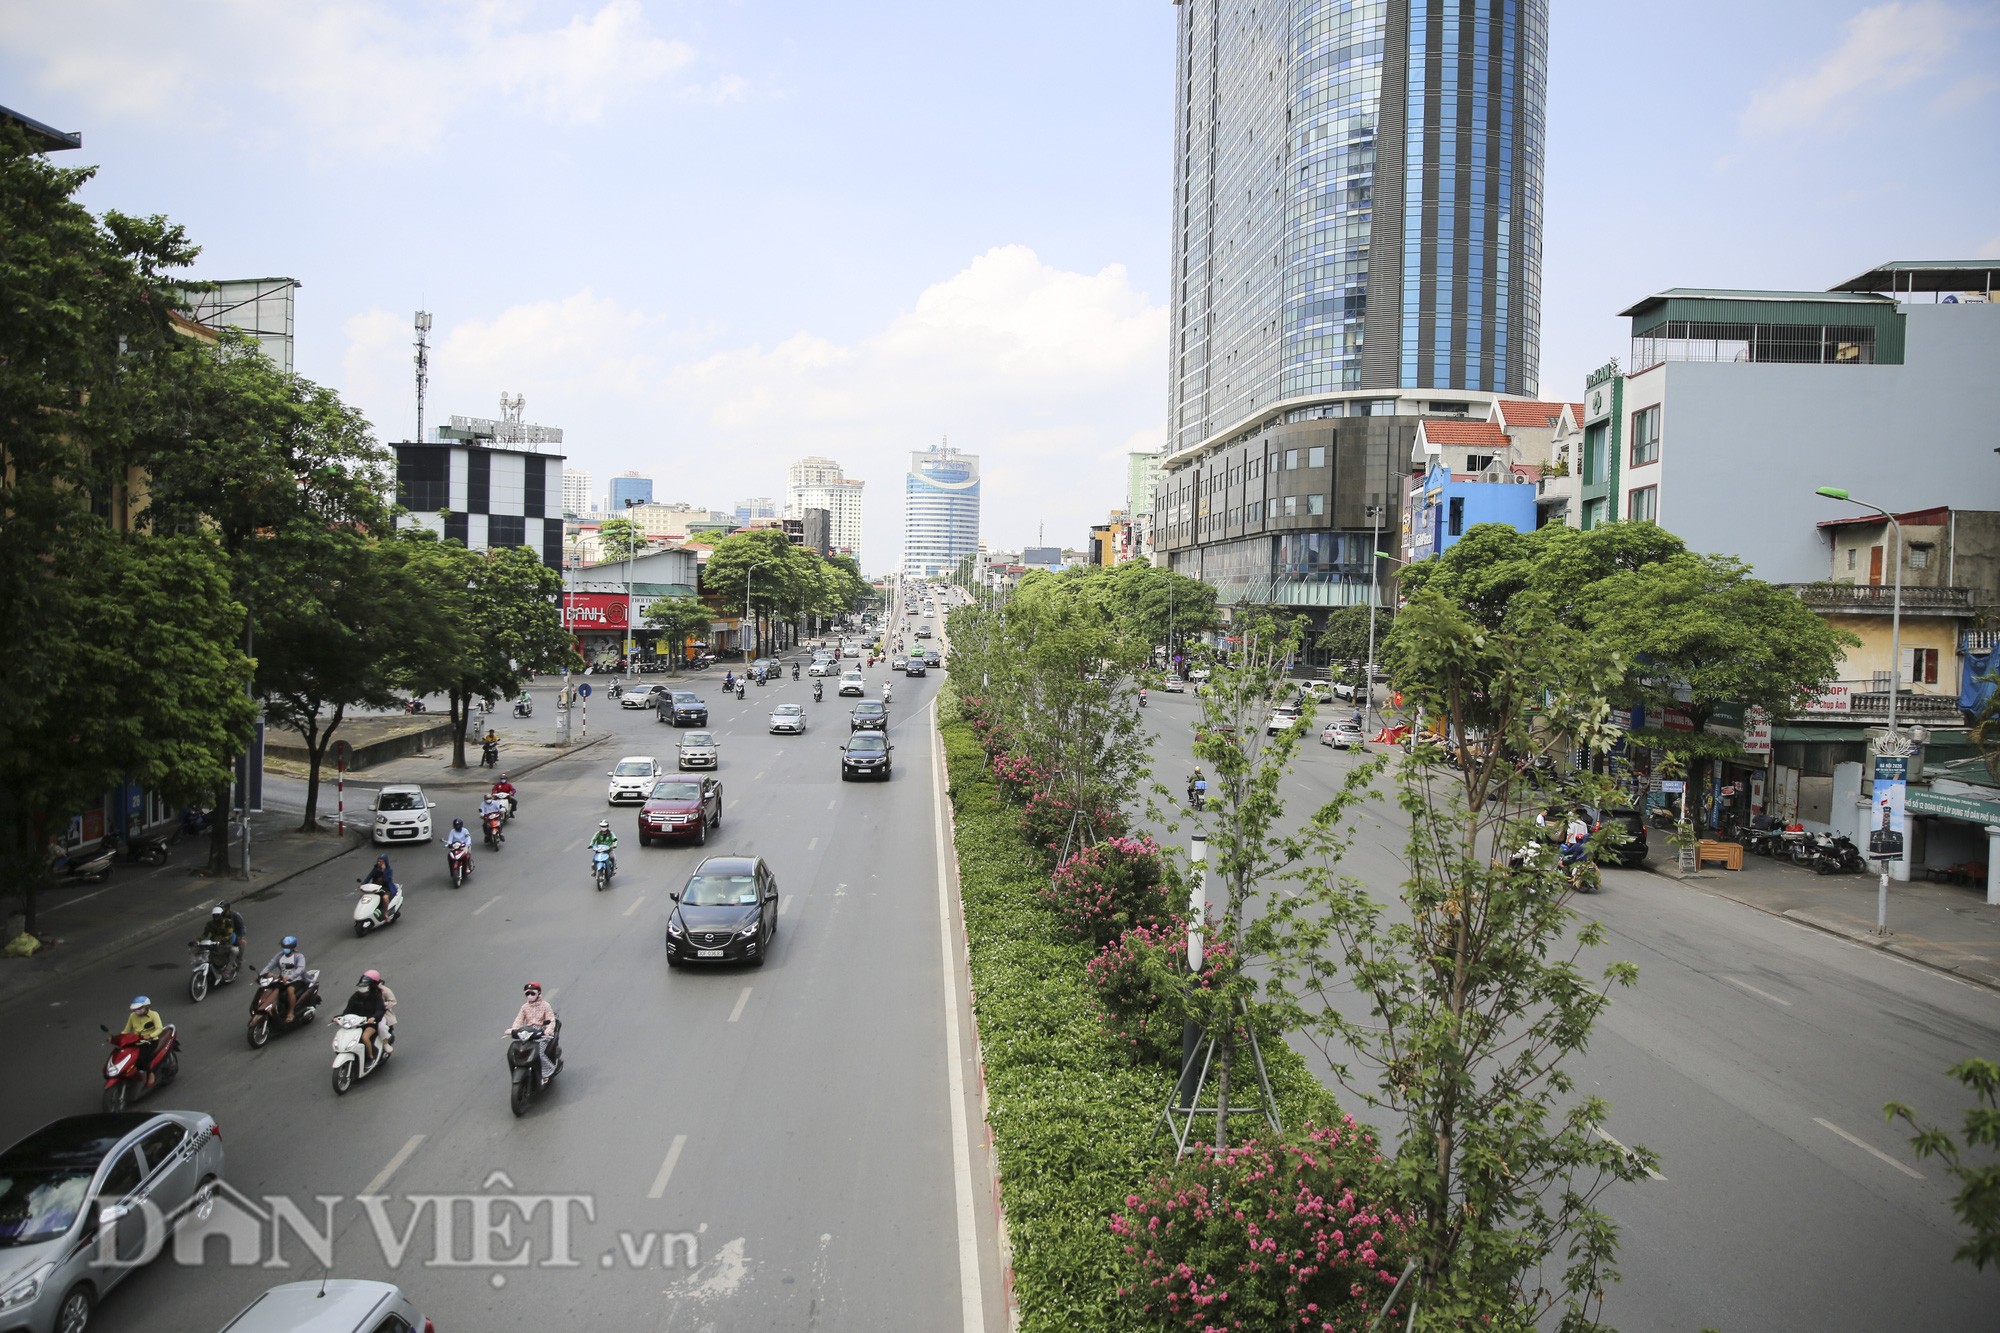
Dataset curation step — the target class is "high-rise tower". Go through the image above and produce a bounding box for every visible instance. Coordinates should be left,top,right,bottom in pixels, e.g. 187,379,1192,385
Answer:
1167,0,1547,453
902,443,980,580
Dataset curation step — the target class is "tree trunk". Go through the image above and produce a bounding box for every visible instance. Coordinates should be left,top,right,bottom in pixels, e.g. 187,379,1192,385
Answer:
1213,1036,1234,1152
449,690,468,768
299,705,346,833
207,784,232,876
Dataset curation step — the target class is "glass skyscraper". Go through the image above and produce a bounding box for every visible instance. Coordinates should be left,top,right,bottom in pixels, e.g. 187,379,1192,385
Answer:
902,443,980,580
1168,0,1547,453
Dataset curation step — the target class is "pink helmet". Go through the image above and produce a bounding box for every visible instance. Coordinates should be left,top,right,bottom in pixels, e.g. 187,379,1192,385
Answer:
362,969,382,983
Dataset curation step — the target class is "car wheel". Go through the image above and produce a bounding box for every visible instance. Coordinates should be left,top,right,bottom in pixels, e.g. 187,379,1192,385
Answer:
54,1283,94,1333
666,951,681,968
696,820,708,847
638,832,652,847
750,952,765,968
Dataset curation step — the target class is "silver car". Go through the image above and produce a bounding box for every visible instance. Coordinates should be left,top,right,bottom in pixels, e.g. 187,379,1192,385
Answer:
676,731,719,770
0,1110,225,1333
217,1279,429,1333
768,703,807,735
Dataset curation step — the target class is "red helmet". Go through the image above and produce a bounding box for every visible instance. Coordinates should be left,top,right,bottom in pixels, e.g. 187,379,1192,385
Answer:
523,981,542,995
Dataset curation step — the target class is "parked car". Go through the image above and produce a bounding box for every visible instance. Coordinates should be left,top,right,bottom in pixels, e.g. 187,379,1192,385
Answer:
1189,666,1212,683
904,660,928,678
769,703,807,735
606,756,663,805
840,732,894,780
215,1280,431,1333
620,683,668,710
838,671,866,697
665,691,707,726
370,785,434,844
665,855,778,967
638,777,723,846
1265,705,1305,735
1320,718,1365,749
1581,803,1649,867
675,731,719,770
850,700,888,732
0,1110,225,1333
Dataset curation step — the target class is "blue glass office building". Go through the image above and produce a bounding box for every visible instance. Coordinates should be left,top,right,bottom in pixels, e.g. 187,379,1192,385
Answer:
902,444,980,580
1167,0,1547,452
609,474,653,511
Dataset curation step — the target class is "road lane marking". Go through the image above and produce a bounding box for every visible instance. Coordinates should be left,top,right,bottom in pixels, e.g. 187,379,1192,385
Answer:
362,1135,426,1196
930,697,987,1333
622,893,648,917
472,894,504,916
808,836,819,851
1815,1118,1923,1179
779,896,791,916
828,800,836,809
728,987,753,1022
1723,976,1792,1006
753,771,765,781
1592,1127,1665,1180
646,1135,688,1199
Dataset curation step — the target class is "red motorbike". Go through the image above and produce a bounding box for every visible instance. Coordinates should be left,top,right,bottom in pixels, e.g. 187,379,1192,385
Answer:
448,842,473,888
481,811,504,850
99,1024,180,1111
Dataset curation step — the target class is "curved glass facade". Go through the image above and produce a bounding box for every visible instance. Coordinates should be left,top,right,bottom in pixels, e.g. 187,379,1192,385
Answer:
902,444,980,580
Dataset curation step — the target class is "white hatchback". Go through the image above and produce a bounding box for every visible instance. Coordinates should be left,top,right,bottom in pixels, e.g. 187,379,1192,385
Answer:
1265,705,1304,736
607,756,663,804
370,785,434,844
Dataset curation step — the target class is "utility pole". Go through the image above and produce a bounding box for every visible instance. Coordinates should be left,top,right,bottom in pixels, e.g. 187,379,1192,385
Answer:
1364,500,1383,729
413,311,432,443
623,497,642,676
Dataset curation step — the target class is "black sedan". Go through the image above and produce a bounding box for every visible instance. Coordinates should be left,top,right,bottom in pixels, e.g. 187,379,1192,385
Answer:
665,855,779,967
840,732,893,780
904,660,928,677
850,700,888,732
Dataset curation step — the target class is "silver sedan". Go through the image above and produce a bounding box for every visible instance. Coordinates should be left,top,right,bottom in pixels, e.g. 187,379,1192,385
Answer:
769,704,807,735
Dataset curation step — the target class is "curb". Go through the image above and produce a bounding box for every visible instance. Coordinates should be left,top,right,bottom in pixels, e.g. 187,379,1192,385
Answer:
360,730,621,790
1642,860,2000,995
0,830,370,1011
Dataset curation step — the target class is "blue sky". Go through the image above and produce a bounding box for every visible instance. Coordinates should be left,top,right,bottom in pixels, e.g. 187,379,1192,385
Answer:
5,0,1995,574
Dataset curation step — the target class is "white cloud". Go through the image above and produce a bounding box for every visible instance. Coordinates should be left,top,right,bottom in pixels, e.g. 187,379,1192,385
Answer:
1979,234,2000,260
340,246,1167,571
6,0,701,150
1740,1,1993,138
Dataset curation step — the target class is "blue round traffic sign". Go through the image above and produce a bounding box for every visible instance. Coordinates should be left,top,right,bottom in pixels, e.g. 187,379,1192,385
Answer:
577,683,592,699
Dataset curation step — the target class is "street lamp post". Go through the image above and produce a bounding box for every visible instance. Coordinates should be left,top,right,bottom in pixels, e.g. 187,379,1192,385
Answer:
1816,486,1905,935
1366,545,1411,732
622,497,642,678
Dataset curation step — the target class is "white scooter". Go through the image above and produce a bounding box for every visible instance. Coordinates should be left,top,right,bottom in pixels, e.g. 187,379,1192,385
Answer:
353,880,404,937
330,1014,394,1094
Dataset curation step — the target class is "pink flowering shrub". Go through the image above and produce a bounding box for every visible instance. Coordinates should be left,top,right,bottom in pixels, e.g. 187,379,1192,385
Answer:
1043,835,1171,945
1018,790,1127,869
1084,920,1235,1067
1111,1121,1414,1332
990,751,1046,803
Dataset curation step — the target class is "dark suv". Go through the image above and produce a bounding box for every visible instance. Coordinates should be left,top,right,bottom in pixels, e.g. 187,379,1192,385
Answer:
1579,803,1647,866
664,691,707,726
850,701,888,732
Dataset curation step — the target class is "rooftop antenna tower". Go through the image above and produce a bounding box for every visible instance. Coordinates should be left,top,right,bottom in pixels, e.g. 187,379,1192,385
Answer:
413,311,433,442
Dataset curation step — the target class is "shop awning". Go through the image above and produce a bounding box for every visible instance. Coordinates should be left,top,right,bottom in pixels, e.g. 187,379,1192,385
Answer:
1906,786,2000,825
1772,725,1869,743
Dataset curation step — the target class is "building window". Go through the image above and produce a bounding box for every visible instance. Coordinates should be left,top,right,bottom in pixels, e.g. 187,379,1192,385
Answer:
1307,446,1326,467
1582,498,1605,530
1846,547,1856,571
1627,486,1658,522
1913,647,1939,685
1464,454,1493,472
1284,495,1298,517
1307,494,1325,515
1630,406,1660,466
1248,501,1262,521
1447,497,1465,536
1582,424,1606,484
1911,546,1930,570
1285,449,1299,469
1270,453,1282,473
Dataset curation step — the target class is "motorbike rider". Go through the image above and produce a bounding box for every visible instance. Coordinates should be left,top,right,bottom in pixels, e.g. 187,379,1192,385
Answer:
514,689,532,715
1187,768,1207,806
122,995,165,1069
341,972,389,1065
491,773,518,815
479,791,508,843
444,817,472,861
1139,687,1147,707
361,855,398,898
735,679,746,699
202,903,244,974
723,670,736,692
882,680,894,705
589,820,619,875
812,679,823,702
1559,808,1592,867
262,936,309,1024
791,661,801,680
506,981,559,1082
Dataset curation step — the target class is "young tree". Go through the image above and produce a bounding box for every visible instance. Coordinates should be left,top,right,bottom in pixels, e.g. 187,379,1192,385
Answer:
643,598,714,667
1264,592,1656,1328
1886,1059,2000,1271
595,516,647,562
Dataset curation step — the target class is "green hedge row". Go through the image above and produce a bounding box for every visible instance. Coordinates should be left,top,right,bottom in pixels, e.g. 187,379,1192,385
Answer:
940,692,1343,1330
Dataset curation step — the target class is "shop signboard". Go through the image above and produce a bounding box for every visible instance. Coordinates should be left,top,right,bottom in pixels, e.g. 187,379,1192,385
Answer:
1743,707,1772,754
562,593,629,629
1905,787,2000,825
1869,756,1907,859
1802,684,1851,713
1661,780,1685,793
1661,705,1695,731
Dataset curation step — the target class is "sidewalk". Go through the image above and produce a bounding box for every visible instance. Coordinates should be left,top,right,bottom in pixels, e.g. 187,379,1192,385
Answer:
1646,847,2000,991
0,810,370,1009
266,725,622,790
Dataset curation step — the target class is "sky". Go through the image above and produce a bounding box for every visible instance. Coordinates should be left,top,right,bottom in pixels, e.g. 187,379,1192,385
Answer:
4,0,1996,576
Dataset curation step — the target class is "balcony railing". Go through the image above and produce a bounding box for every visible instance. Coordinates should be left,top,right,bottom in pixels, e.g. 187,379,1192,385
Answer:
1812,681,1965,720
1780,582,1975,612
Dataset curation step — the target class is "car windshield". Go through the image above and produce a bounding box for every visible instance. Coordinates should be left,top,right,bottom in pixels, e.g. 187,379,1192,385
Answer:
377,792,423,811
680,733,714,747
856,703,883,714
0,1167,94,1246
848,735,886,752
673,693,698,703
613,761,654,776
683,874,758,906
650,782,702,801
773,705,802,715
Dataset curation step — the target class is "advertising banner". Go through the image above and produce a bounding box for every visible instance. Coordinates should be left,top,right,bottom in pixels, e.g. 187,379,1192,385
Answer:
1803,684,1852,713
1743,707,1772,754
562,593,629,630
1869,755,1908,859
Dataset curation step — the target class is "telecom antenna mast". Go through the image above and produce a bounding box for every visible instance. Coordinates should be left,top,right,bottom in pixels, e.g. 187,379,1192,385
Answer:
413,311,433,442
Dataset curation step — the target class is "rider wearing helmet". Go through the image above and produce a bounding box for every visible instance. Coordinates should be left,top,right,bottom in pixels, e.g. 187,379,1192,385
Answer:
202,904,244,974
341,972,389,1063
490,773,517,815
507,981,560,1082
479,790,507,842
589,819,618,875
444,818,471,853
122,995,164,1066
263,936,309,1024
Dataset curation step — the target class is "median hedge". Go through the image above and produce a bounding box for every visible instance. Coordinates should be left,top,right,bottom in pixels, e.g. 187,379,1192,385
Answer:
939,681,1344,1330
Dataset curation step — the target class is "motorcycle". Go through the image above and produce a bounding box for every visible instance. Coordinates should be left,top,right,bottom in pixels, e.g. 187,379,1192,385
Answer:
607,682,624,700
1744,827,1789,859
448,842,473,888
180,807,219,839
1789,832,1827,868
754,671,766,687
736,682,746,700
507,1022,564,1117
247,969,321,1048
592,846,615,891
404,698,427,714
482,811,504,850
125,830,174,865
792,664,801,680
330,1013,393,1094
513,699,533,718
353,879,404,937
812,681,823,702
187,938,241,1002
99,1024,179,1111
1188,781,1208,812
481,741,500,768
55,845,117,884
1138,691,1148,709
1812,834,1866,875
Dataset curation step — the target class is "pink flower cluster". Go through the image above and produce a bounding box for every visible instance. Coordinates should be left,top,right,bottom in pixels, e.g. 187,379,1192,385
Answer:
1110,1121,1413,1331
1084,919,1236,1066
1043,835,1171,946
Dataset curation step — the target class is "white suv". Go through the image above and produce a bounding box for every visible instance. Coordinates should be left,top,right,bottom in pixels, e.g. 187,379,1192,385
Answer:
838,672,866,697
607,756,662,804
371,785,435,844
1265,705,1304,736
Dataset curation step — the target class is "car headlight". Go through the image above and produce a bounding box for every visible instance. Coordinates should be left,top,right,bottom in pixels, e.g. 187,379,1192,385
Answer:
738,922,760,937
666,918,683,936
0,1263,54,1311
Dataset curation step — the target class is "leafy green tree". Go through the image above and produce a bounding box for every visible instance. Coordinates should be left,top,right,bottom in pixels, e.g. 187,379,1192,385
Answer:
1102,560,1220,652
1316,604,1395,668
701,529,835,656
643,597,714,667
1399,522,1689,630
1887,1059,2000,1270
595,516,647,562
1268,592,1656,1329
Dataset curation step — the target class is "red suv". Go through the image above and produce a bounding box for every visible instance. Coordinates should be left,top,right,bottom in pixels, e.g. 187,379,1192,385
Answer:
637,777,723,846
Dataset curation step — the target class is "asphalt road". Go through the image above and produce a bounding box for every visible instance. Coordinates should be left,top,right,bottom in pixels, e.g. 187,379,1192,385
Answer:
1136,683,2000,1331
2,637,1007,1332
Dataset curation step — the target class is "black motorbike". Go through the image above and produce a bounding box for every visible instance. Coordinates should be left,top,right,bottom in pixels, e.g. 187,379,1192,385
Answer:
125,830,174,865
180,807,219,839
736,682,747,699
792,664,801,680
607,681,624,700
813,681,823,702
481,740,500,768
1744,827,1789,859
1811,834,1866,875
507,1022,563,1117
247,969,322,1048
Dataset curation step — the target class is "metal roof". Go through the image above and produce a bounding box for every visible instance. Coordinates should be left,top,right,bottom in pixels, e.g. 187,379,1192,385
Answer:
0,105,81,152
1617,287,1896,317
1829,261,2000,295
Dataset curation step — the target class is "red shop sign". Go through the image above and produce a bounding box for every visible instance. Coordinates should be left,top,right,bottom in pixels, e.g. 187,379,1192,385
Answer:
563,593,629,628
